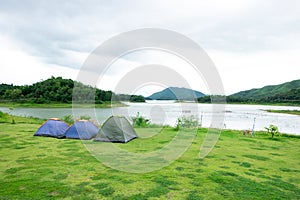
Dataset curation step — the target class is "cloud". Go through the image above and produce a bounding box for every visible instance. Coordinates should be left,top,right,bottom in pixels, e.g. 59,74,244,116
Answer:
0,35,78,85
209,49,300,94
0,0,299,95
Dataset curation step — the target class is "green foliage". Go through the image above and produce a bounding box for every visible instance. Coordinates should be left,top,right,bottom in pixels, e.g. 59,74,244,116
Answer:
0,111,4,118
265,109,300,116
197,95,227,103
265,124,280,138
132,112,150,127
197,79,300,105
175,115,200,130
62,115,75,125
229,79,300,104
129,95,145,102
79,115,91,120
62,115,92,125
114,94,145,102
0,76,118,104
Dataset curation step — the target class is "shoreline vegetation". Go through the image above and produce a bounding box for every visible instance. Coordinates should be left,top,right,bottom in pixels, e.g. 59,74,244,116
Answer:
0,77,145,107
0,102,127,108
0,100,299,109
197,95,300,107
1,77,299,109
0,112,299,199
264,109,300,116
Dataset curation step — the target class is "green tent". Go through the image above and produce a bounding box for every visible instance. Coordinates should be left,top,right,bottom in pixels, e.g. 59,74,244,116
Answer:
94,116,137,143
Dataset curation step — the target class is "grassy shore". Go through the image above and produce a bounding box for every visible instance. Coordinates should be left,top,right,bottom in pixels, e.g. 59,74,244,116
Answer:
265,109,300,116
0,102,126,108
0,113,299,199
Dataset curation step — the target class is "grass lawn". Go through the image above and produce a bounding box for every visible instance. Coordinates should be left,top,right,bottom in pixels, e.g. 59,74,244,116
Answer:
0,113,299,199
265,109,300,116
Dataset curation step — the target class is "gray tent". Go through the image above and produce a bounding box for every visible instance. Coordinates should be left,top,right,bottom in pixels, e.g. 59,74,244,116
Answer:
94,116,137,143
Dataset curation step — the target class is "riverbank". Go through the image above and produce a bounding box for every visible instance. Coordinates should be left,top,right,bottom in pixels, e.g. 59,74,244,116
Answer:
265,109,300,116
0,113,299,199
1,102,300,135
1,100,300,108
0,102,126,108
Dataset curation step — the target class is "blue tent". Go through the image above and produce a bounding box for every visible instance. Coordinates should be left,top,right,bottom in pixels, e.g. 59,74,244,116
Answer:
34,118,69,138
65,120,99,140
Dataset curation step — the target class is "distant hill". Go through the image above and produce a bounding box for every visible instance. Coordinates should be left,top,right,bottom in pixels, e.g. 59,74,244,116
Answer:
147,87,205,100
0,77,145,104
229,79,300,103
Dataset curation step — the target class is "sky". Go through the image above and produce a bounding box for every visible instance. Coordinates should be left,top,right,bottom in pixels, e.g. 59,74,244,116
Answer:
0,0,299,95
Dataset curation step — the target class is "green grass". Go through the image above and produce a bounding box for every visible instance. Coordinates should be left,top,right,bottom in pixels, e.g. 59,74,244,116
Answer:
0,114,299,199
265,109,300,116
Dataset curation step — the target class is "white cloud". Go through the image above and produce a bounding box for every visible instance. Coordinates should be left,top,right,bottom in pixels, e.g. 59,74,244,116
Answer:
96,50,209,95
208,49,300,94
0,35,78,85
0,0,299,95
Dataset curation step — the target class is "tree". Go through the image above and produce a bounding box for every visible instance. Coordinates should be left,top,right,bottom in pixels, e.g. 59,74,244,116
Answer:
4,89,22,101
129,95,146,102
265,124,280,138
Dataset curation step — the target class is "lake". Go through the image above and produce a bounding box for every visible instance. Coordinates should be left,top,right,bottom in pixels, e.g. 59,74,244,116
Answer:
1,101,299,135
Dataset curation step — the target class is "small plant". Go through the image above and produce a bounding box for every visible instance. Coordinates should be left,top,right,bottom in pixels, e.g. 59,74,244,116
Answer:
265,124,280,138
79,115,91,120
0,111,4,118
9,107,16,124
175,115,200,130
132,112,150,127
62,115,75,125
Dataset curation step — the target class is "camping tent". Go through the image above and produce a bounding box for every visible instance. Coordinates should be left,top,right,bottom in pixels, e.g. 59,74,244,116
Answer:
94,116,137,143
65,120,99,140
34,118,69,138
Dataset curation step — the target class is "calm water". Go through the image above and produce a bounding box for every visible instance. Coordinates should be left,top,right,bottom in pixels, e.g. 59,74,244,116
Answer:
1,101,299,135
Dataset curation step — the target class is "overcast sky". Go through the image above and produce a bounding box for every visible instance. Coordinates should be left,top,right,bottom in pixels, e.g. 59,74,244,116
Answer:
0,0,299,95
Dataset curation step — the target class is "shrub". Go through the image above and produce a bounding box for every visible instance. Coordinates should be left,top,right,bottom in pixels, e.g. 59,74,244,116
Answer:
80,115,91,120
62,115,75,125
175,115,200,130
265,124,280,138
0,111,4,118
132,112,150,127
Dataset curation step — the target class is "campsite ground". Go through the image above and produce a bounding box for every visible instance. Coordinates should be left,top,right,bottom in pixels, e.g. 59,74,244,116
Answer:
0,113,299,199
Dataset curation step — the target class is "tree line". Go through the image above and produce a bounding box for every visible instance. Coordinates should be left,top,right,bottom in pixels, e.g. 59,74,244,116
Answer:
197,89,300,104
0,77,145,104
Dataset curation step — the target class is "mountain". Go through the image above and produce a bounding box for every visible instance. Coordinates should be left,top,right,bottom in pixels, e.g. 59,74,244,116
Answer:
147,87,205,100
229,79,300,103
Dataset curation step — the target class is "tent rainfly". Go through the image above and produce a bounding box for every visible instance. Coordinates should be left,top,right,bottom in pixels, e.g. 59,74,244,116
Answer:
65,120,99,140
94,116,137,143
34,118,69,138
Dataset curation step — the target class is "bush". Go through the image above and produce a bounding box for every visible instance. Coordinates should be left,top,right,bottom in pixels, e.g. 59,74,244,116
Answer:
62,115,75,125
0,111,4,118
175,115,200,130
79,115,91,120
265,124,280,138
132,112,150,127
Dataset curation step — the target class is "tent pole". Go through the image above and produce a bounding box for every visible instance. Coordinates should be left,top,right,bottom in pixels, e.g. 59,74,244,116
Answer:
252,117,256,137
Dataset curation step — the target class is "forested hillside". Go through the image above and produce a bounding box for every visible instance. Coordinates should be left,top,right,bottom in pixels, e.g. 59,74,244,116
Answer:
230,79,300,101
197,79,300,104
0,77,145,104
